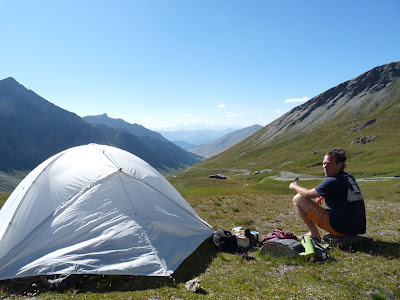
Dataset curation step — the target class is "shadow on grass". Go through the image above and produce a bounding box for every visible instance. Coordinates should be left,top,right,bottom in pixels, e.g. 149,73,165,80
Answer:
337,240,400,258
0,238,218,295
82,237,218,293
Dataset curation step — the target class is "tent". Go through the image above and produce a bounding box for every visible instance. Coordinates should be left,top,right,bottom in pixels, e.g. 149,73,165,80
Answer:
0,144,214,280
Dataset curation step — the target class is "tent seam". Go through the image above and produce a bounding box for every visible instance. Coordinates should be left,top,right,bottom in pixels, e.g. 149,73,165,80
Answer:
91,144,211,229
120,171,212,229
116,173,169,274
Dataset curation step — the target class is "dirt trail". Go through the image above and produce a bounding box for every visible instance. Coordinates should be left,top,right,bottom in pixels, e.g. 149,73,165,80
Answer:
182,167,399,182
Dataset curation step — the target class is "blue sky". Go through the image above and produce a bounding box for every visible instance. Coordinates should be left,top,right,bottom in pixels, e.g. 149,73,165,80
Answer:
1,1,399,130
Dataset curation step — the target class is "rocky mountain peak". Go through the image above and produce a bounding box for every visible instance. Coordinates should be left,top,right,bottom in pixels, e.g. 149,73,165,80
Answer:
252,62,400,145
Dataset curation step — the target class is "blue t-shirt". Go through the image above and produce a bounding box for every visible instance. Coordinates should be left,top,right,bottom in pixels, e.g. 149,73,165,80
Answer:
315,171,366,235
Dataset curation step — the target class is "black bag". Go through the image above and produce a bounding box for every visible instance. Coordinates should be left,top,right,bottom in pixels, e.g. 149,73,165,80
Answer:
313,239,330,262
212,229,239,253
244,229,257,247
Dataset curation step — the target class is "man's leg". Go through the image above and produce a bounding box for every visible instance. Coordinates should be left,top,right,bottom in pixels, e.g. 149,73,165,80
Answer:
293,193,321,239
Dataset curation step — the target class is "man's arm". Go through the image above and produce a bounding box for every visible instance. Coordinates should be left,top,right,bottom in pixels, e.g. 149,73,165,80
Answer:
289,181,321,200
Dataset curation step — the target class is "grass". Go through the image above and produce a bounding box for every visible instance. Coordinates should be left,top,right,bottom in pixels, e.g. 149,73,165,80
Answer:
0,193,10,208
0,177,399,299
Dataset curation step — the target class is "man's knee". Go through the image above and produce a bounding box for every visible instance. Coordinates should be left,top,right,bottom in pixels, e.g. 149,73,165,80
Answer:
293,193,304,206
293,193,315,214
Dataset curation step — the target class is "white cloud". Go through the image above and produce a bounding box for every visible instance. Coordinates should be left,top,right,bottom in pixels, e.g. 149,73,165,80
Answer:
185,113,194,117
217,104,226,108
283,96,310,103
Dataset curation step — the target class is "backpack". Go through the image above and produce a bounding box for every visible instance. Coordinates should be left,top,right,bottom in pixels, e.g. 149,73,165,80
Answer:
313,239,330,262
300,236,330,262
212,229,239,253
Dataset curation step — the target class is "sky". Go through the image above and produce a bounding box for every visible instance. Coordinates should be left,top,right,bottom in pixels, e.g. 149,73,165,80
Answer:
1,1,399,131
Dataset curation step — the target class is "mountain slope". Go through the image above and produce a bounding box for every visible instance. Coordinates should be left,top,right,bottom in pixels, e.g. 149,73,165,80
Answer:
196,62,400,177
0,78,202,174
83,114,204,171
83,113,167,141
188,124,263,158
172,140,198,150
0,77,105,171
251,62,400,146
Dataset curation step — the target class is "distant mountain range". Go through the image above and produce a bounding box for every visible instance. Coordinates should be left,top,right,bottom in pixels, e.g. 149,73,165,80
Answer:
83,114,261,159
158,128,239,146
187,124,263,158
0,78,202,175
197,62,400,177
2,61,398,193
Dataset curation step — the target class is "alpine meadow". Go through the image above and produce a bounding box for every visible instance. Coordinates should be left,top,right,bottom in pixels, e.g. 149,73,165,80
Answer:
0,62,399,299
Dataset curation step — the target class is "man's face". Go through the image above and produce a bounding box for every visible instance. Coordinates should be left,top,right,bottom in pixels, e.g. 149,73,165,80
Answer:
322,154,342,177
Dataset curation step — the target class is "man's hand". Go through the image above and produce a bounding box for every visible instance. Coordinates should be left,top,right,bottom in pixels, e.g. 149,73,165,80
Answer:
289,181,298,190
289,182,321,200
316,196,325,205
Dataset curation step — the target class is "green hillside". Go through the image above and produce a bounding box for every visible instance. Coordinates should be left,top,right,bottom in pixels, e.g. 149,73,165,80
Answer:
189,69,400,178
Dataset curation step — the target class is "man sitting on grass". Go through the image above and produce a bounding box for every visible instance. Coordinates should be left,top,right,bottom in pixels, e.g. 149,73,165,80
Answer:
289,148,366,241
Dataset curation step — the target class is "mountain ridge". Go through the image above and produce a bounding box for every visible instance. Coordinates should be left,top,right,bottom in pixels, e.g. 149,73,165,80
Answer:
196,62,400,177
83,113,167,141
0,78,202,175
0,77,105,171
82,113,204,169
250,62,400,147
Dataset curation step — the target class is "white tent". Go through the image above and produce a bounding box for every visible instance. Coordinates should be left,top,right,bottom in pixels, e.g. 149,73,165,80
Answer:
0,144,214,280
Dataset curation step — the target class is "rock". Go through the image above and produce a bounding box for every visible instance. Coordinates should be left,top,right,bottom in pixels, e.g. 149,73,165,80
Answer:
323,234,374,248
260,239,303,258
185,278,201,292
351,135,376,145
348,119,376,132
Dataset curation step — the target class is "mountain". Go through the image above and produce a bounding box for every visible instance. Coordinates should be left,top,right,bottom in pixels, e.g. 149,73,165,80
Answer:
158,128,240,146
188,124,263,158
172,140,198,150
83,114,204,171
195,62,400,177
83,113,166,141
0,78,202,175
0,77,105,172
